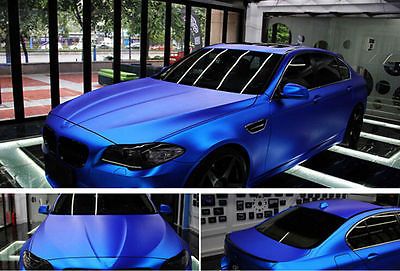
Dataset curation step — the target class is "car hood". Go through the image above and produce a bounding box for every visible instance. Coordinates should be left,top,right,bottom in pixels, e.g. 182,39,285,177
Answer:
51,78,256,143
29,214,185,260
228,227,310,262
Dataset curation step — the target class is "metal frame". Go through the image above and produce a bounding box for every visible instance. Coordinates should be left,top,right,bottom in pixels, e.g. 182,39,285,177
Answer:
2,0,245,124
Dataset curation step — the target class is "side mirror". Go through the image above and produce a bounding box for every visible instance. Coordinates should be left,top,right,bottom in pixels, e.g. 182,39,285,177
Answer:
160,66,169,73
281,83,309,99
159,204,172,215
38,205,49,215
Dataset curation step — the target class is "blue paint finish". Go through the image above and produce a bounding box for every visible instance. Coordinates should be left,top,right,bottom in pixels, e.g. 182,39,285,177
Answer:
221,200,400,270
19,197,191,270
43,44,367,187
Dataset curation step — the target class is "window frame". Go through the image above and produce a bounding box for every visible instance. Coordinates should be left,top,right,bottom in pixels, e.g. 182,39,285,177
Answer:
345,211,400,251
271,51,353,100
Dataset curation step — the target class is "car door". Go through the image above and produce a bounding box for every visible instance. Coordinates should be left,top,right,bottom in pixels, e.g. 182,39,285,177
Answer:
308,53,353,147
267,53,320,171
346,212,400,270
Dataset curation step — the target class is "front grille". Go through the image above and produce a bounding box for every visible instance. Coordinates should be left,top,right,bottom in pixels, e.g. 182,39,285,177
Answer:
59,137,89,167
43,126,57,154
43,125,89,168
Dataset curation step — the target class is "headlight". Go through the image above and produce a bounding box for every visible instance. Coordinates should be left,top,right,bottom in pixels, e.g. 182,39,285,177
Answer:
161,249,190,270
22,251,53,270
101,143,185,170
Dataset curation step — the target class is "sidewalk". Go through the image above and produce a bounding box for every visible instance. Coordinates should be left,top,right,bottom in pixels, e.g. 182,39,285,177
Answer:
0,73,102,120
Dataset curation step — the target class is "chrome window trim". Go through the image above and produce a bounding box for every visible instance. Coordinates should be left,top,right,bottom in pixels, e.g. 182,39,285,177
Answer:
345,211,400,251
269,52,353,102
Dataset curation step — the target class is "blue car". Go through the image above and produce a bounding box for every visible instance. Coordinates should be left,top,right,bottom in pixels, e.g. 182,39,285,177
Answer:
221,199,400,270
43,43,367,187
19,194,192,270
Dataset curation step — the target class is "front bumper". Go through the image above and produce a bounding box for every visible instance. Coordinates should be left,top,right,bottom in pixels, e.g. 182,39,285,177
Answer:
20,255,192,270
44,114,193,188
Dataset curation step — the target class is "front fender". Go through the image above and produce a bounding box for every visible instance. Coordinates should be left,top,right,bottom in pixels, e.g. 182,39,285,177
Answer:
164,101,271,183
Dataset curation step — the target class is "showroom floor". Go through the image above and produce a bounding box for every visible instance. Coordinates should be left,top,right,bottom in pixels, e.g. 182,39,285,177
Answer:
0,116,399,188
0,222,40,269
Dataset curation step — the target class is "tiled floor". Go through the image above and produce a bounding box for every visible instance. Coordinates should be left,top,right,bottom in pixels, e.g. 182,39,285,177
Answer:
0,73,102,120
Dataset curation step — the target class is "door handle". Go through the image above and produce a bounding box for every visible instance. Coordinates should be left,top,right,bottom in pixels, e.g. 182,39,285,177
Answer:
367,253,379,260
313,95,322,103
346,86,352,92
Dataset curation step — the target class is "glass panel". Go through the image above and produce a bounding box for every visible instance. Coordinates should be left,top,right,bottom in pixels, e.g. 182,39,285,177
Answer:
210,9,223,44
58,0,85,99
227,11,239,43
121,0,141,83
19,0,51,118
0,0,14,121
170,3,185,65
147,0,165,71
191,6,206,52
92,1,113,89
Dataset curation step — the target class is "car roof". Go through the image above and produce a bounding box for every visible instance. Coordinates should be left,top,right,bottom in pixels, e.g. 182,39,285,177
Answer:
206,43,332,55
300,199,385,219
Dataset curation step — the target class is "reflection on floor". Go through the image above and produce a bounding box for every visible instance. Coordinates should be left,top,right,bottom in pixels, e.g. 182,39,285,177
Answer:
0,117,399,188
202,253,223,271
0,223,40,270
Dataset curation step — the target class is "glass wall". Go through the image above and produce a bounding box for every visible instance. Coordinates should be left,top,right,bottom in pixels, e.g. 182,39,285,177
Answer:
0,0,14,121
19,0,51,118
263,15,400,122
148,0,165,67
0,1,244,123
170,3,185,65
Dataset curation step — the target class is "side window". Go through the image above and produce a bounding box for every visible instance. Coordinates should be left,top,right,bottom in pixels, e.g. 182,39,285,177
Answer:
337,59,350,80
347,213,400,250
311,54,342,87
278,54,314,92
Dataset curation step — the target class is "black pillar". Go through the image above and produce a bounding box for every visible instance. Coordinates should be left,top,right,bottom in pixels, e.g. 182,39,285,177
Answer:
163,1,172,67
7,0,24,120
184,3,191,56
140,0,148,78
222,9,228,43
113,0,121,84
82,0,92,93
205,7,211,46
48,0,60,108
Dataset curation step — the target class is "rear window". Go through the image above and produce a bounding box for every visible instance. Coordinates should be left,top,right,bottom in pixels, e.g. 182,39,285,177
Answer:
256,207,345,249
157,48,282,95
51,194,156,215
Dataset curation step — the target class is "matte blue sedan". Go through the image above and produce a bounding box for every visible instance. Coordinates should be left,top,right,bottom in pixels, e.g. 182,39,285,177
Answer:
43,43,367,187
19,194,192,270
221,199,400,270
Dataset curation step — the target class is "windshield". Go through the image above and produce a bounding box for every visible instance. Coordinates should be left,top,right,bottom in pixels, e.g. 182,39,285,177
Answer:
157,48,282,95
51,194,156,215
256,207,345,249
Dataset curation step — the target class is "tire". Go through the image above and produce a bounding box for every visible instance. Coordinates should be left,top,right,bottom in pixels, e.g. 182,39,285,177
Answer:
185,147,249,188
342,105,364,149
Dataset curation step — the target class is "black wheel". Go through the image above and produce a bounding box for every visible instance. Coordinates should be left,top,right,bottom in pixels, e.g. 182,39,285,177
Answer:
342,105,364,149
186,147,249,188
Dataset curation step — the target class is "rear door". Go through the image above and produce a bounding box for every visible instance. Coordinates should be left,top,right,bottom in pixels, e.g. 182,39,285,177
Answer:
347,212,400,270
308,53,353,146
